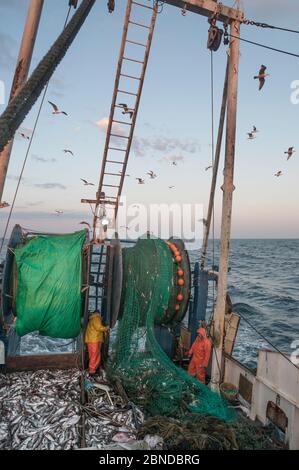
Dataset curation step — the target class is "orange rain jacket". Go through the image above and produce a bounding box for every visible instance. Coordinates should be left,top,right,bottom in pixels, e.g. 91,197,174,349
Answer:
188,327,212,369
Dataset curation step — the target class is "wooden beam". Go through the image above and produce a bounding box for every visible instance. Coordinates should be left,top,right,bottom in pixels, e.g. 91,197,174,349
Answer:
164,0,244,22
6,352,82,372
211,19,240,391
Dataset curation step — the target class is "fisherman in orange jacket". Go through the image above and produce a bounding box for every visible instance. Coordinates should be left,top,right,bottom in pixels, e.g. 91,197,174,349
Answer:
85,311,109,375
187,327,212,384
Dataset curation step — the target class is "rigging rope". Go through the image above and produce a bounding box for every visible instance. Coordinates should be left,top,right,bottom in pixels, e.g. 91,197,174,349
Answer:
0,0,96,154
229,33,299,59
0,5,73,255
243,18,299,35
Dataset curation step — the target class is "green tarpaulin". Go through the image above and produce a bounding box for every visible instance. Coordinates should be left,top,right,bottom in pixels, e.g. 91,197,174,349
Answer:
14,230,86,339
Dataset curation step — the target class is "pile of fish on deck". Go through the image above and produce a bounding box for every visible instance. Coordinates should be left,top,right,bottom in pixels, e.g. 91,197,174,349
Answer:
0,368,145,450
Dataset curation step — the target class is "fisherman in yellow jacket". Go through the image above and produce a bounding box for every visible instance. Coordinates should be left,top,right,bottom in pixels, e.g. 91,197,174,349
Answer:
85,311,109,375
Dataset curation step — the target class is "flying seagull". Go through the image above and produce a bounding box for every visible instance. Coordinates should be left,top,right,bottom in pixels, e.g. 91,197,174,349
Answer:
55,210,63,215
247,132,256,140
254,65,269,91
205,165,213,171
79,221,91,229
275,171,283,177
172,161,178,166
136,178,145,184
147,170,157,179
118,103,134,119
80,178,94,186
48,101,68,115
63,149,74,156
169,186,175,189
198,218,208,226
284,147,295,160
252,126,259,134
0,201,10,209
19,132,30,140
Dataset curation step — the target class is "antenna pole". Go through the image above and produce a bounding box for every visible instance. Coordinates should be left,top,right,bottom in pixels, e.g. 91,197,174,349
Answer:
200,59,229,270
0,0,44,202
210,20,240,391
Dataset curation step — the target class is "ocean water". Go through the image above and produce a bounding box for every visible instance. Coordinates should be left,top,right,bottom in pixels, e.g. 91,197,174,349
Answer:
1,239,298,369
194,239,299,369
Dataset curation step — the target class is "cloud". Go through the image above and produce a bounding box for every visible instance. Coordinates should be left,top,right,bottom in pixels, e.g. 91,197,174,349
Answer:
166,155,185,162
0,33,16,69
31,155,57,163
26,201,44,207
96,117,128,143
34,183,66,190
7,174,28,182
0,0,25,10
49,76,67,99
132,135,201,157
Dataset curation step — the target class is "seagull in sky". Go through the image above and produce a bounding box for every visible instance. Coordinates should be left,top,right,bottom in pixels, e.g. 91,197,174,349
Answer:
147,170,157,179
275,171,283,177
205,165,213,171
0,201,10,209
252,125,259,134
63,149,74,156
198,218,208,226
55,210,63,215
254,65,269,91
172,161,178,166
136,178,145,184
247,132,256,140
284,147,295,160
48,101,68,115
80,178,94,186
118,103,134,119
19,132,30,140
79,221,91,229
169,186,175,189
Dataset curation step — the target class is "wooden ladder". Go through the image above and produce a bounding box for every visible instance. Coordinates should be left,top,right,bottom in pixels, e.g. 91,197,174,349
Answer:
92,0,158,237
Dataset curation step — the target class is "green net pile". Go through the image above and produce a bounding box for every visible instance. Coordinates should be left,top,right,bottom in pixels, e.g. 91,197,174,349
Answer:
108,239,234,422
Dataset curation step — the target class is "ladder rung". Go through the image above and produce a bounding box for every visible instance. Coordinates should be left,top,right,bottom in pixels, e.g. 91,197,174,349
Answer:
120,73,141,80
106,159,124,163
112,119,132,126
132,1,153,10
110,133,129,139
123,57,144,64
108,148,126,153
115,105,136,111
125,39,146,48
102,184,120,188
104,172,122,176
118,89,138,97
129,20,150,29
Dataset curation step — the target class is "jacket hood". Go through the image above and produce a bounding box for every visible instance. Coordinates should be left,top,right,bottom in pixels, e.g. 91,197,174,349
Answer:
197,327,207,338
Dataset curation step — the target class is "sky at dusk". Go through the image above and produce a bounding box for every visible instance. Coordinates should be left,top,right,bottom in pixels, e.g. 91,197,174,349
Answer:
0,0,299,239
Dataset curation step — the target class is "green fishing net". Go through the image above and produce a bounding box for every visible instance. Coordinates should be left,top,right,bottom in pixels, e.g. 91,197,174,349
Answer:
108,238,234,422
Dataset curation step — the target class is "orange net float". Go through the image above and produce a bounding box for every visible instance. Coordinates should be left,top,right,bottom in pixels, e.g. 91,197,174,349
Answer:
178,278,184,286
177,293,183,302
175,304,180,311
175,255,182,263
177,268,184,277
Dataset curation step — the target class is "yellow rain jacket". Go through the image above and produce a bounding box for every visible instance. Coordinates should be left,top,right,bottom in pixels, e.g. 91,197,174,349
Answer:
84,313,108,343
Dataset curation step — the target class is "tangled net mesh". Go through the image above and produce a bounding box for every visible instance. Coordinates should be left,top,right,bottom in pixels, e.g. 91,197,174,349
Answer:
108,239,234,422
